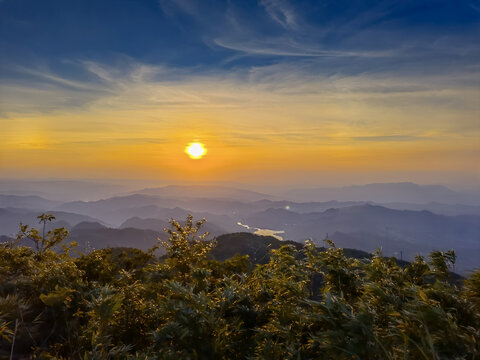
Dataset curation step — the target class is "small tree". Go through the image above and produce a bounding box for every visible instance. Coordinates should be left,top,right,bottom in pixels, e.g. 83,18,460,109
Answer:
162,214,216,276
17,214,69,255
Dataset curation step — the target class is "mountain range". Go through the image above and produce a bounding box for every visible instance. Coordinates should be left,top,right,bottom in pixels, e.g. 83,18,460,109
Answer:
0,182,479,274
241,204,480,273
284,182,480,205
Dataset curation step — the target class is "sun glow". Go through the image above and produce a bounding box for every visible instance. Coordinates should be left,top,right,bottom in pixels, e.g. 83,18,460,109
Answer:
185,142,207,159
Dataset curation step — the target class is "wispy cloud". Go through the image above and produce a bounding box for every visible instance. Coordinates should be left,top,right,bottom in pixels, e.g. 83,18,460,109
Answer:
158,0,479,73
1,59,478,142
352,135,425,142
213,37,396,58
260,0,298,30
0,59,478,183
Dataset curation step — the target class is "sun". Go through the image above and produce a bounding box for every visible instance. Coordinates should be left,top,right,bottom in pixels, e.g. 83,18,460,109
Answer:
185,142,207,159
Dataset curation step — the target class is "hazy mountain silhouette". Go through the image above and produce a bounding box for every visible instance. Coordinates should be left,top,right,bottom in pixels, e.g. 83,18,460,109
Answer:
134,185,276,201
243,205,480,247
377,202,480,216
68,226,166,254
2,181,479,273
0,208,104,235
0,180,127,202
59,196,242,230
60,194,169,214
120,217,228,237
285,182,480,205
72,221,108,231
120,217,170,231
59,195,184,225
0,195,59,210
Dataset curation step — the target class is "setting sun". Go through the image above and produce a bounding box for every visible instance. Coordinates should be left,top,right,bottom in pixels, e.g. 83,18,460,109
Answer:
185,142,207,159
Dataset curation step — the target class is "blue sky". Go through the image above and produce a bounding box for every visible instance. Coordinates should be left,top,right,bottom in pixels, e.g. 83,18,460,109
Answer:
0,0,479,185
2,0,478,77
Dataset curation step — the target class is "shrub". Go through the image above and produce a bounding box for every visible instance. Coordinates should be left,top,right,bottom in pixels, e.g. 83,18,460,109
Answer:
0,214,478,359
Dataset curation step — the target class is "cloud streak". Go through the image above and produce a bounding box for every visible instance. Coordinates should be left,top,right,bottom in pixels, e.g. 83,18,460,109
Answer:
1,59,478,141
260,0,298,30
352,135,425,142
0,58,478,183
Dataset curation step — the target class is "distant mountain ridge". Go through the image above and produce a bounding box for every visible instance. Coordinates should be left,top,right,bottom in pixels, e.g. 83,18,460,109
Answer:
60,194,168,214
0,180,128,202
243,204,480,247
284,182,480,205
72,221,108,231
134,185,276,201
120,217,228,237
67,226,166,254
241,204,480,273
0,194,59,210
0,208,104,235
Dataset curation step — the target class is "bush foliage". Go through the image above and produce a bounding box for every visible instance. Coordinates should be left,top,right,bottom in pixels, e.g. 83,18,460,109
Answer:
0,214,479,359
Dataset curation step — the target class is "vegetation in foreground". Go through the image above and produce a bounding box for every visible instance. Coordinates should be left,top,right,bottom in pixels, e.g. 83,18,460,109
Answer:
0,214,479,359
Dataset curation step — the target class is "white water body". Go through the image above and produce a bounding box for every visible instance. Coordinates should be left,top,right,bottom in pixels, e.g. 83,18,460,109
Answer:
237,222,285,241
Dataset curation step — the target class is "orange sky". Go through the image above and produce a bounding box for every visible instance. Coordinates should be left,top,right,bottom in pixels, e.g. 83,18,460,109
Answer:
1,0,479,188
1,64,479,186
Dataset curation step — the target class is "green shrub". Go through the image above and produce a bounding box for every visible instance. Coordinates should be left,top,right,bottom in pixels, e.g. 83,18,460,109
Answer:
0,214,478,359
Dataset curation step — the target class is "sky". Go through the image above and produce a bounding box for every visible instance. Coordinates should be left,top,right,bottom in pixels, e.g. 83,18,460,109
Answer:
1,0,479,187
